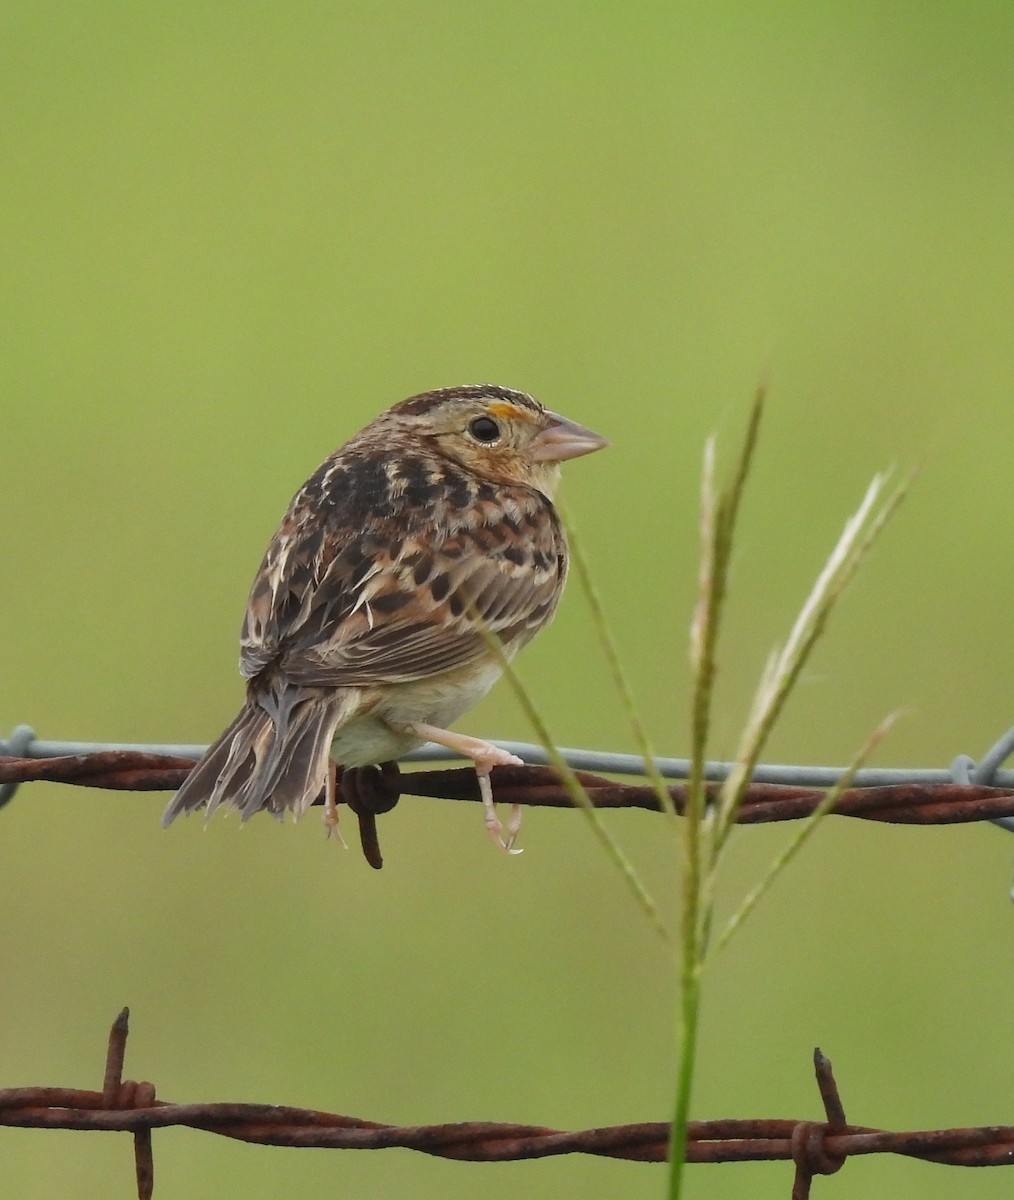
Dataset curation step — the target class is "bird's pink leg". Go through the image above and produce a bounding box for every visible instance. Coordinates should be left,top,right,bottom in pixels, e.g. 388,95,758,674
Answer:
323,760,347,847
400,722,524,854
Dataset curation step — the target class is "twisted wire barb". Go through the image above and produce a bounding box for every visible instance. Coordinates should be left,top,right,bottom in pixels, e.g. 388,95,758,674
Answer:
2,1012,1014,1200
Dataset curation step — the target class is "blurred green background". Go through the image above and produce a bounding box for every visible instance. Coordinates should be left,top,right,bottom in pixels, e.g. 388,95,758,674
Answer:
3,3,1014,1198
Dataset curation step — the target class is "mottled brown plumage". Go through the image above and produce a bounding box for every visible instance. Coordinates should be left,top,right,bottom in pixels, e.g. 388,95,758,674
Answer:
163,385,606,851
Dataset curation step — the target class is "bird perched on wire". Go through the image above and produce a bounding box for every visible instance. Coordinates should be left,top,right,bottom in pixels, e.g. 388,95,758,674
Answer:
162,384,606,852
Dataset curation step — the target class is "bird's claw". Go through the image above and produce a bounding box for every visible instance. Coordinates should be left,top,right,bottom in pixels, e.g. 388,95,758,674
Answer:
322,760,348,847
478,768,524,855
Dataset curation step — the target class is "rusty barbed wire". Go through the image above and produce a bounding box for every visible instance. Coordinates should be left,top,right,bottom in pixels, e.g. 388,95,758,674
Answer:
2,1011,1014,1200
5,726,1014,789
5,746,1014,818
3,744,1014,868
5,729,1014,1191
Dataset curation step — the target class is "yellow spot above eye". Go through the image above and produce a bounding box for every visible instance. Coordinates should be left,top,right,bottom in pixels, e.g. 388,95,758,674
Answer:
487,401,537,423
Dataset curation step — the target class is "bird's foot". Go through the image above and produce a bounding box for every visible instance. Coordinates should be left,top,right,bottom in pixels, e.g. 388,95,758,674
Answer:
401,723,525,855
322,761,348,848
471,743,525,854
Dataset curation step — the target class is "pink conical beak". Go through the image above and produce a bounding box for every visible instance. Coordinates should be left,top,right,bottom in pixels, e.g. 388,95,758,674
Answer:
529,411,608,462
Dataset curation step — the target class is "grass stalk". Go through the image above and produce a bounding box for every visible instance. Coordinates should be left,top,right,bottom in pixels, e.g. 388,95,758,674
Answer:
667,403,907,1198
667,391,764,1198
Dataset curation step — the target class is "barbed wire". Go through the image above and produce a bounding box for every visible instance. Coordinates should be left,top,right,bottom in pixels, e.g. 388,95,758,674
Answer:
6,732,1014,1192
5,724,1014,789
2,1010,1013,1200
3,723,1014,868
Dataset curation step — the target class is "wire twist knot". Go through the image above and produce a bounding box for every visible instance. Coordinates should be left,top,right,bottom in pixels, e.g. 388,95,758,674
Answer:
792,1120,845,1176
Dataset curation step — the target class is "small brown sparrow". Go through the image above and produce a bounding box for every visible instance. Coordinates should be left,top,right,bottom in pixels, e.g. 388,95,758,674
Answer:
162,384,606,852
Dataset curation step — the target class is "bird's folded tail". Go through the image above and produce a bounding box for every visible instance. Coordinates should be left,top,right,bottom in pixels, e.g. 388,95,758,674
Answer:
162,687,348,827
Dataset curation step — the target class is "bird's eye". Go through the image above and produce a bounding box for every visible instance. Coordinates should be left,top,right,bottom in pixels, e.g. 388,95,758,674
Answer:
468,415,501,443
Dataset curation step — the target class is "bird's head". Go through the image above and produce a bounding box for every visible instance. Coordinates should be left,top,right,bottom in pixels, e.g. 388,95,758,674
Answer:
382,384,607,497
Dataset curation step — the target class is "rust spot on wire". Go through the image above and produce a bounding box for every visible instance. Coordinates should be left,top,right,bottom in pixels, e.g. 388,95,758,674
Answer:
813,1049,847,1131
103,1007,130,1106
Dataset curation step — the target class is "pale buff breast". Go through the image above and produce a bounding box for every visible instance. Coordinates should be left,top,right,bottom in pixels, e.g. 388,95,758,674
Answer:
328,657,507,768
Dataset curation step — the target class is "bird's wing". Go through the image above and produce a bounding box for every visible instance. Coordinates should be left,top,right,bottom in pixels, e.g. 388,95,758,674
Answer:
239,469,566,689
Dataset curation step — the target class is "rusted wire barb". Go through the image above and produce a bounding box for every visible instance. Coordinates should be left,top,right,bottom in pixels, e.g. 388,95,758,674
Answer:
97,1008,155,1199
792,1050,848,1199
3,1014,1014,1199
